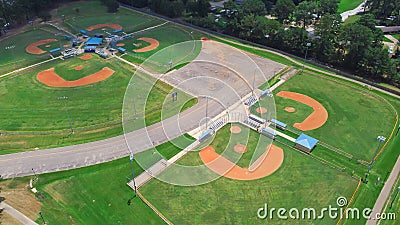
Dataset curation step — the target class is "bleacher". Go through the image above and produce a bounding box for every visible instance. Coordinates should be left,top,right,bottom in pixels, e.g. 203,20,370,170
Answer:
260,88,270,97
243,118,261,130
270,119,287,130
261,127,276,140
244,95,256,106
249,114,266,124
209,119,224,131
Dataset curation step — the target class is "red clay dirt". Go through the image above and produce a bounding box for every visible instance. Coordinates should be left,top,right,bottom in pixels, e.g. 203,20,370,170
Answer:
116,43,125,47
285,106,296,113
80,54,93,60
234,144,247,153
86,23,122,31
277,91,328,131
256,107,267,114
199,144,284,180
133,37,159,53
37,67,115,87
230,126,241,134
75,66,83,71
25,39,58,54
201,37,210,41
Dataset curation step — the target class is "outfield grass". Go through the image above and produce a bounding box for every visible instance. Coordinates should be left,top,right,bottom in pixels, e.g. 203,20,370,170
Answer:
338,0,365,13
273,72,396,161
0,54,196,152
140,124,358,224
0,25,69,74
120,24,203,67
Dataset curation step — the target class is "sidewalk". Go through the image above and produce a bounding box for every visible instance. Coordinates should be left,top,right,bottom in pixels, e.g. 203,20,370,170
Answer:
0,202,38,225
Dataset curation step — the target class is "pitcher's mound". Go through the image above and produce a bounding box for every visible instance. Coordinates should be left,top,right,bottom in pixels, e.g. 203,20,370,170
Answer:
256,107,267,114
116,43,125,47
285,107,296,113
45,45,51,48
234,144,247,153
80,54,92,60
75,66,83,71
230,126,241,134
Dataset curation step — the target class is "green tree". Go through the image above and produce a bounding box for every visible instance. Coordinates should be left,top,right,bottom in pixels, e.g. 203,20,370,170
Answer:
242,0,266,16
338,23,373,70
317,0,338,17
313,13,341,63
294,0,317,28
357,14,383,48
273,0,295,23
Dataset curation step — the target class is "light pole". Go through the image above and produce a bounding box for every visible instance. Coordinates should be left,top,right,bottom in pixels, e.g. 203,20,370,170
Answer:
302,42,311,73
128,83,137,119
390,186,400,209
205,96,209,130
58,96,74,134
365,135,386,182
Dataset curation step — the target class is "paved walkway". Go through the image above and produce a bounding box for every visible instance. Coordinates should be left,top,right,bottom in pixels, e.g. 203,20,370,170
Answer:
0,56,61,78
0,202,38,225
367,156,400,224
340,1,366,21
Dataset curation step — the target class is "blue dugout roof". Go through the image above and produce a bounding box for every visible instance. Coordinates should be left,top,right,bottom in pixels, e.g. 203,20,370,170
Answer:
86,37,103,45
261,128,276,136
80,29,87,34
49,48,61,53
199,129,213,140
295,133,318,150
117,47,126,52
271,119,287,128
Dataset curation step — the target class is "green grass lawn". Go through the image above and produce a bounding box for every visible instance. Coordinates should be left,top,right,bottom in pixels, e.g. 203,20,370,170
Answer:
140,124,359,224
0,25,69,75
343,15,361,24
0,54,196,153
391,33,400,41
273,72,396,161
120,24,203,68
0,134,195,224
338,0,365,13
383,36,394,43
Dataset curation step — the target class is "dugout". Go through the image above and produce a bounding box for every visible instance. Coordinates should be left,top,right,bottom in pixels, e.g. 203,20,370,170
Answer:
261,128,276,140
270,119,287,130
199,129,213,142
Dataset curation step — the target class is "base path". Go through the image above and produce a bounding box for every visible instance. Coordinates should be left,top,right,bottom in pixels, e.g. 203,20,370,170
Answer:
25,39,58,55
199,145,284,180
133,37,160,53
277,91,328,131
37,67,115,87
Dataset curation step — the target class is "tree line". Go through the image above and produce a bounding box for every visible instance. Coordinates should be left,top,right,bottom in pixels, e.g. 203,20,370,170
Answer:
120,0,400,84
0,0,119,36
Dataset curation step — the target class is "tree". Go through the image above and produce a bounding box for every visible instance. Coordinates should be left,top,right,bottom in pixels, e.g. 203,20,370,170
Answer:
357,14,383,48
101,0,119,13
294,0,316,28
273,0,295,23
317,0,338,17
338,23,374,70
313,13,341,63
242,0,266,16
187,0,210,17
277,27,311,55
